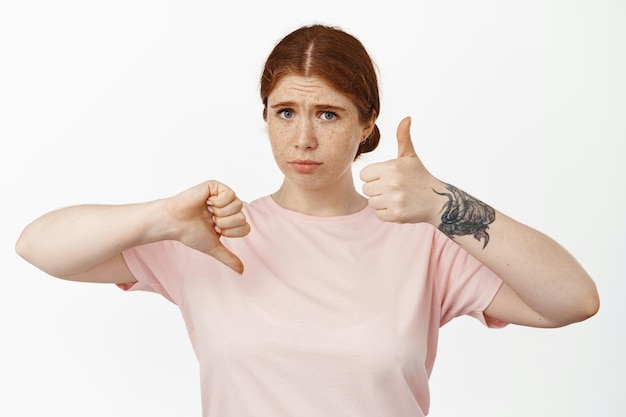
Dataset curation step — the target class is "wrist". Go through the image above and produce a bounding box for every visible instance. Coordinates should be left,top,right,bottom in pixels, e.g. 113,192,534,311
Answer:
429,182,496,249
425,180,448,227
137,198,181,244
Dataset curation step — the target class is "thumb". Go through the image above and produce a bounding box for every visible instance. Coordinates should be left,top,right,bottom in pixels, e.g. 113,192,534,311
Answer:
208,243,245,275
397,116,417,158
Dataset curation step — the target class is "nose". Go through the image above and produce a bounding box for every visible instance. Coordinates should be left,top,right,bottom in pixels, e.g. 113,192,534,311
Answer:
295,118,317,150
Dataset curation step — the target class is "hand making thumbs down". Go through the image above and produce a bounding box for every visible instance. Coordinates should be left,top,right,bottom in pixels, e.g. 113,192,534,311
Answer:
166,180,250,274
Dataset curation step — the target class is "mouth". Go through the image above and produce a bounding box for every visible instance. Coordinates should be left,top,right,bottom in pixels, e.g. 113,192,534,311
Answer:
288,159,323,173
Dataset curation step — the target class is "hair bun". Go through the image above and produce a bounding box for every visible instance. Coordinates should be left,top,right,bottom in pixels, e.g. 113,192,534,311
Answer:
356,124,380,159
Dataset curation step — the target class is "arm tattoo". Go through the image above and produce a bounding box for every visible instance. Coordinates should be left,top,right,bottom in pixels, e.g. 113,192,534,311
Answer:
434,183,496,249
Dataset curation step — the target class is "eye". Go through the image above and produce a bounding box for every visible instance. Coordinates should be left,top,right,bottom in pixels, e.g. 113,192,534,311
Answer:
320,111,337,121
278,109,294,119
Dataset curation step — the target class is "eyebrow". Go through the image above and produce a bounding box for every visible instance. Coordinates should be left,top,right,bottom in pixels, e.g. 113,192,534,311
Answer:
269,101,348,112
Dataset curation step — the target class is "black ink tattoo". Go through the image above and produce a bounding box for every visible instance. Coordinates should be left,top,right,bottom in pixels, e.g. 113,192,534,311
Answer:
434,184,496,249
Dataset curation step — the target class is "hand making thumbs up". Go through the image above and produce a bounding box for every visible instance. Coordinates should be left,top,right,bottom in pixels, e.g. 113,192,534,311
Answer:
360,117,444,225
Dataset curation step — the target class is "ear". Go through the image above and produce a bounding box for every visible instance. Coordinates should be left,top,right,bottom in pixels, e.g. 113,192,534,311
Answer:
361,110,377,140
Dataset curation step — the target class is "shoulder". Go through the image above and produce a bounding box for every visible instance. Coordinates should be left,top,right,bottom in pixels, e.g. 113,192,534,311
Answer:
243,195,272,215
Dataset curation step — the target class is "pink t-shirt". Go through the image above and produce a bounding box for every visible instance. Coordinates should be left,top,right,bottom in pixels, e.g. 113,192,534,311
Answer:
122,196,505,416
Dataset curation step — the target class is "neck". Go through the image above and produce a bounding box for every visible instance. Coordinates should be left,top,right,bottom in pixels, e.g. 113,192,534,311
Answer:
272,174,367,217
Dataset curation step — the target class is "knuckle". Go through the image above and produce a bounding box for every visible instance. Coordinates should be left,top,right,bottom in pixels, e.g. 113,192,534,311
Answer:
390,192,407,206
215,189,235,204
232,199,243,211
212,215,225,228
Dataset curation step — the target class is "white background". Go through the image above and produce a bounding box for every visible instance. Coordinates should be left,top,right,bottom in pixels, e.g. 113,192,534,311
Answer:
1,1,624,416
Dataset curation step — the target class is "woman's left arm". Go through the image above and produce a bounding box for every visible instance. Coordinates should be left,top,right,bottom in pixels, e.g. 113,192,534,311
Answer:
361,117,599,328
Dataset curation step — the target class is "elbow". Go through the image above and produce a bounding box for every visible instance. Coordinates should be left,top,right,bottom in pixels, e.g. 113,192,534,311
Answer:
15,230,30,262
15,225,41,266
557,283,600,327
578,285,600,322
574,274,601,322
539,279,600,328
15,230,41,271
15,228,56,276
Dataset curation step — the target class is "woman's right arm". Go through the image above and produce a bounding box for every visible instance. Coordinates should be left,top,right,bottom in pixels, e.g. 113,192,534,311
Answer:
15,181,250,283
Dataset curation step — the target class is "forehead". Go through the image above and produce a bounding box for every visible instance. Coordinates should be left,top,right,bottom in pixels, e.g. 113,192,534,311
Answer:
268,75,354,107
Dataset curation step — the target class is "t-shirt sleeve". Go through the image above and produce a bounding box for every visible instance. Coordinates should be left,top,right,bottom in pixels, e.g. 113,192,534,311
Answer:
432,231,507,328
119,240,189,305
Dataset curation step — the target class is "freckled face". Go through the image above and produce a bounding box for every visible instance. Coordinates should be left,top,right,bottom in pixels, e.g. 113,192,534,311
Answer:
266,75,374,191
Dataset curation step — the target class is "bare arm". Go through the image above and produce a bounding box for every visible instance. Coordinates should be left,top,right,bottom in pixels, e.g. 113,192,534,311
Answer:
16,203,164,282
361,117,599,328
429,184,598,327
15,181,250,283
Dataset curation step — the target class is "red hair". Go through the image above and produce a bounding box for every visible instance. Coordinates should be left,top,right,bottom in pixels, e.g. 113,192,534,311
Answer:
260,25,381,159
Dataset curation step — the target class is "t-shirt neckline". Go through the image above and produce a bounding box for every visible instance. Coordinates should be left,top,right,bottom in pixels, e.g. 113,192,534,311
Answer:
261,195,373,224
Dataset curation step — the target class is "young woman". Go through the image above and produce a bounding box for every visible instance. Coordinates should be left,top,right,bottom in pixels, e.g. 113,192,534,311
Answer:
16,24,599,416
